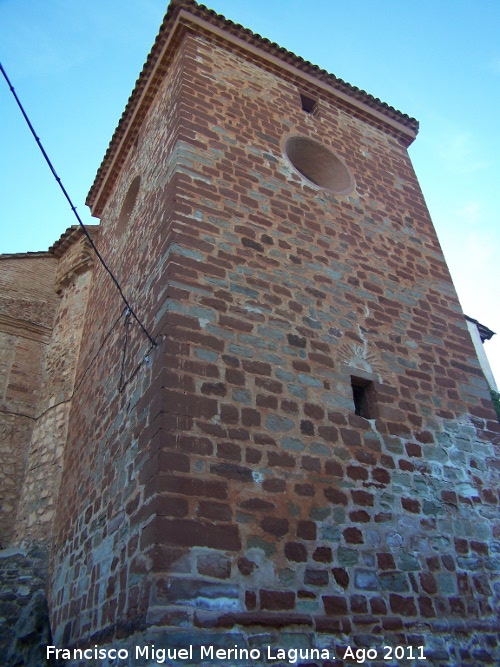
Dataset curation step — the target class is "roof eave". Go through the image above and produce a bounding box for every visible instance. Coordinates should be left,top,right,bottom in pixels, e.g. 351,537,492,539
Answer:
86,0,418,218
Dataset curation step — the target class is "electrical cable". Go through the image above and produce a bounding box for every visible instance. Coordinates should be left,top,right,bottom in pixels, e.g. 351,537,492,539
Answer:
0,61,157,349
119,338,157,394
0,306,159,424
118,308,132,392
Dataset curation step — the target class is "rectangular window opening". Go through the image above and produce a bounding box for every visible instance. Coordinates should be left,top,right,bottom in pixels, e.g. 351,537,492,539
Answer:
300,93,318,114
351,377,374,419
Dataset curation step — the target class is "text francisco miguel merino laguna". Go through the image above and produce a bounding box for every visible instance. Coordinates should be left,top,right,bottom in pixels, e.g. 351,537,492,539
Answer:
47,644,333,663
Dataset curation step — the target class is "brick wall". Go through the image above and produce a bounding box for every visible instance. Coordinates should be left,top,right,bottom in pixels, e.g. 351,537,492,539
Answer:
0,255,58,546
1,234,95,667
13,230,95,545
49,24,500,666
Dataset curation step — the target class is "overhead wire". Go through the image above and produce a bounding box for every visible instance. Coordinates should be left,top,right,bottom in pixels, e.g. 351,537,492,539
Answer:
0,61,157,349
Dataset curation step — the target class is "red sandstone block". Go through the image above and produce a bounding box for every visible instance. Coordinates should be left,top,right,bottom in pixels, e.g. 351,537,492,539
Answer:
350,594,368,613
241,408,261,426
268,451,295,468
347,465,368,481
216,441,241,461
348,413,372,430
300,420,315,436
256,393,278,409
157,451,190,474
199,295,227,312
340,429,362,446
343,527,364,544
141,518,241,551
210,462,253,482
148,474,227,500
481,488,498,504
372,467,390,484
197,500,232,521
324,487,348,505
407,440,426,455
255,377,283,393
449,597,466,616
285,542,307,562
227,427,250,441
351,490,374,506
253,433,276,447
156,495,189,518
161,432,213,456
454,538,469,554
318,426,339,443
323,596,348,615
246,447,262,464
281,399,298,414
370,597,387,615
386,421,412,436
472,574,492,596
308,352,334,368
260,590,295,611
389,594,417,616
401,497,421,513
242,360,272,376
201,381,226,396
239,498,275,512
220,404,239,424
304,402,325,420
292,360,311,372
419,572,437,595
327,412,348,426
380,454,395,469
302,455,320,471
382,616,404,630
377,553,396,570
305,569,329,587
261,516,289,537
470,541,489,556
313,547,332,563
173,328,225,352
325,460,343,477
298,590,316,599
162,389,218,419
294,484,314,498
245,591,257,609
297,520,317,540
219,314,253,331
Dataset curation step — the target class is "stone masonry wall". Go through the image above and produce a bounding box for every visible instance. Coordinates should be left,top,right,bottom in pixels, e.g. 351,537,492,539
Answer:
0,545,53,666
14,231,95,546
50,27,500,666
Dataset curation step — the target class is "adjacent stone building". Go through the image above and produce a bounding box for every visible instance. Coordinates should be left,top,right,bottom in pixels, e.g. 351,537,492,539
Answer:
1,1,499,664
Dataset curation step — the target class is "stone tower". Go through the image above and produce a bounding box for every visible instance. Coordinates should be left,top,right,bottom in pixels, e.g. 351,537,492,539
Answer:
36,0,499,663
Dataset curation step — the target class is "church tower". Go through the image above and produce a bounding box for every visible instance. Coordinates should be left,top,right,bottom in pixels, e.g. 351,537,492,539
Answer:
48,1,499,662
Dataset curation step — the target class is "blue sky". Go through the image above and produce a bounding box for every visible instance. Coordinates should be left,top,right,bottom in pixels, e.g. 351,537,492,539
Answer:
1,0,499,385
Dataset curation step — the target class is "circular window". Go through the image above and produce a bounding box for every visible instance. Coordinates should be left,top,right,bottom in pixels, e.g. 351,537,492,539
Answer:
284,136,354,194
117,175,140,233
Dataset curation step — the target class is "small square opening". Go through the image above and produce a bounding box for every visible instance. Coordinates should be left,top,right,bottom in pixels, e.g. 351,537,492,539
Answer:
351,377,374,419
300,93,318,114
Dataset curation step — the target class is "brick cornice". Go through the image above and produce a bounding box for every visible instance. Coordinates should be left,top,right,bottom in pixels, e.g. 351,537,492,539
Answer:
0,313,52,345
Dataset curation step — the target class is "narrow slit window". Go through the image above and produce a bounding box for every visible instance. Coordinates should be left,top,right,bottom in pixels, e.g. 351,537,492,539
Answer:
300,93,318,114
117,175,140,234
351,377,374,419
